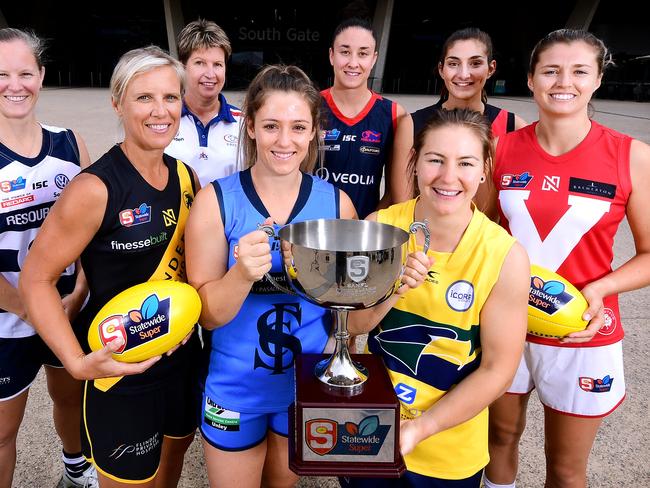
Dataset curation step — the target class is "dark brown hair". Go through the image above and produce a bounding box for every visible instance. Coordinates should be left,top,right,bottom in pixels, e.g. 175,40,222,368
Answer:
438,28,494,104
240,64,321,172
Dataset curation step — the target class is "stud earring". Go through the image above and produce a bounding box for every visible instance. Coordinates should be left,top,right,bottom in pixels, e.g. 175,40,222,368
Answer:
480,176,486,183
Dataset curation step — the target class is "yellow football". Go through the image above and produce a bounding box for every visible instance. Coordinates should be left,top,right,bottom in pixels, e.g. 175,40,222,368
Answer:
88,280,201,363
528,265,588,338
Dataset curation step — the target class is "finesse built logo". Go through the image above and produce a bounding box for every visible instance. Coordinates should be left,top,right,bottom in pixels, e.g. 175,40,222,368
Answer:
306,415,390,456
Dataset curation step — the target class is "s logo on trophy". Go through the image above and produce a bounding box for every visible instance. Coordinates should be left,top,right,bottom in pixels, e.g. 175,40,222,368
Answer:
261,219,429,477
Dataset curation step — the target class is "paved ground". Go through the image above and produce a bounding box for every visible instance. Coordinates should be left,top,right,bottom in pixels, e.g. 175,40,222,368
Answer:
11,90,650,487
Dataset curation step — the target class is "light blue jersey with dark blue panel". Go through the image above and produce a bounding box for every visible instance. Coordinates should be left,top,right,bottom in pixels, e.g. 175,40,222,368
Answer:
203,169,339,413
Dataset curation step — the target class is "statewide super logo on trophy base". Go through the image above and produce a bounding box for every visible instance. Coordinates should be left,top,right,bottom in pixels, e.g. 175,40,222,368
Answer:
262,219,429,477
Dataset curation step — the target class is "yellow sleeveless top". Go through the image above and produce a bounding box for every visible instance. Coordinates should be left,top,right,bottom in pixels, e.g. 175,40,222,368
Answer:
370,198,516,479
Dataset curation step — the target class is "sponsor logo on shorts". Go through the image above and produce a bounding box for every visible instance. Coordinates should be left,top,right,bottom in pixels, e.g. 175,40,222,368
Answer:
500,172,532,189
108,433,161,459
446,280,474,311
119,203,151,227
322,128,340,141
203,397,240,431
1,194,35,208
598,308,617,336
529,276,575,315
1,176,27,193
579,375,614,393
359,146,380,155
306,415,390,456
0,376,11,386
97,294,171,353
360,130,381,143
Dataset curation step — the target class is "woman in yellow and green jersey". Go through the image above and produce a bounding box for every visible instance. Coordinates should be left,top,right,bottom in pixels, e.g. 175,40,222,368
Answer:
346,108,529,488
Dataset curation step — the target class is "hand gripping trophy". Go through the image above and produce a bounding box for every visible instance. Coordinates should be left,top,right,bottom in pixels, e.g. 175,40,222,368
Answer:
262,218,429,477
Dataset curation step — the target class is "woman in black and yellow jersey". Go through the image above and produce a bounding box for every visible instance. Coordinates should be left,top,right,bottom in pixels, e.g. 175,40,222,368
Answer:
346,108,529,488
19,46,200,487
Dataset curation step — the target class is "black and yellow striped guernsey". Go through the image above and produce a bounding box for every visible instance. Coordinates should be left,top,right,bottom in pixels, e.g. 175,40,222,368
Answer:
76,145,196,390
369,198,515,479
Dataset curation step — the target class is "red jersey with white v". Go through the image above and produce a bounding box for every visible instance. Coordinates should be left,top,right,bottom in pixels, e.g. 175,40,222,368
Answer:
494,121,632,347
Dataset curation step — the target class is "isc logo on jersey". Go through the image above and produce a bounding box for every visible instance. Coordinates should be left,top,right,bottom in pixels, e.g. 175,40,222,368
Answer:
119,202,152,227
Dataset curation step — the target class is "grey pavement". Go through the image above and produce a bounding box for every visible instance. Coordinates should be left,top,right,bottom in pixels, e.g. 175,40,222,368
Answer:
12,90,650,487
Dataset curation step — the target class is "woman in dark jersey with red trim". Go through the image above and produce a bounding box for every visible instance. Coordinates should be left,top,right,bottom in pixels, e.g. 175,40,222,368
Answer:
318,17,411,218
393,28,527,202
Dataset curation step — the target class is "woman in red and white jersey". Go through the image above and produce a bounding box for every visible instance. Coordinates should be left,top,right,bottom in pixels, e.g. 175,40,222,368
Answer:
483,29,650,488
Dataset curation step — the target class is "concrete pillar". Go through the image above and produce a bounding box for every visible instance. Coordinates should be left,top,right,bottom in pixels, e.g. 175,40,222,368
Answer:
370,0,394,93
565,0,600,30
163,0,185,58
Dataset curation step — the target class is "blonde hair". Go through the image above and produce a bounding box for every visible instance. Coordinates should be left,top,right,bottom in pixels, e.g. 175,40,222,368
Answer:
110,46,185,105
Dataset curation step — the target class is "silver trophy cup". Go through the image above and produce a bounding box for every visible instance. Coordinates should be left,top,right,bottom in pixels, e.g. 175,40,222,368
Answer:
262,218,429,393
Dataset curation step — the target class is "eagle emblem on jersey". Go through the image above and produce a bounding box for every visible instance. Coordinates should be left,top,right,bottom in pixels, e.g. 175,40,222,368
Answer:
373,324,476,376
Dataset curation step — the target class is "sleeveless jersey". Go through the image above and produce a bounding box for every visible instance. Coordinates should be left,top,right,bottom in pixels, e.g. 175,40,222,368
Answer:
317,88,397,219
165,94,242,187
494,121,632,347
77,145,197,389
370,198,516,479
204,169,339,413
411,100,515,138
0,125,80,338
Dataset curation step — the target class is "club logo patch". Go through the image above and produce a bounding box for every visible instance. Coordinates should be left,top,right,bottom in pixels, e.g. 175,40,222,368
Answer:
360,130,381,143
598,307,617,336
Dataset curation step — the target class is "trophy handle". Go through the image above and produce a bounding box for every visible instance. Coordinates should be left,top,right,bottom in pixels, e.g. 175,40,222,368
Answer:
258,224,297,296
409,220,430,254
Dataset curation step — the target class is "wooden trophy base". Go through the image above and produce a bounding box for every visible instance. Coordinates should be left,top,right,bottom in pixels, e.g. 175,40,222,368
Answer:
289,354,406,478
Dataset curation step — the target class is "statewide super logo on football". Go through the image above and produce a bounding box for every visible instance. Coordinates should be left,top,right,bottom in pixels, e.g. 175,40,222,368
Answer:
98,293,171,353
529,275,575,315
